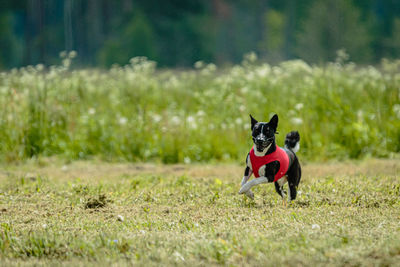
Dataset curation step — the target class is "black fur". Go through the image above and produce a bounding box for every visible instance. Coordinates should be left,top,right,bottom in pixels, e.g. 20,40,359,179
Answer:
285,131,300,150
246,114,302,200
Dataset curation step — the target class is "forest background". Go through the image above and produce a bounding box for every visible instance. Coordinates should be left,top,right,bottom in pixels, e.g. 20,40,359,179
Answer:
1,0,400,69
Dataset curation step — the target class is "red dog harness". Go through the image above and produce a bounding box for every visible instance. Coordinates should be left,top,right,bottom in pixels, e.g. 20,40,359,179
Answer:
249,146,289,182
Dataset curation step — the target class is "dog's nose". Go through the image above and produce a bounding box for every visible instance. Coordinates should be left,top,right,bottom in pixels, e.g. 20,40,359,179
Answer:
256,137,264,143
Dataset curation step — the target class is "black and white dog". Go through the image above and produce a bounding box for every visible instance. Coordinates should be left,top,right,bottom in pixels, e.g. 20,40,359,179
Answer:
238,114,301,203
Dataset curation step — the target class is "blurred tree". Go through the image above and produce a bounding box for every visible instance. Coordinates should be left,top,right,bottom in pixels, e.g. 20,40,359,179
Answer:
0,13,21,68
0,0,399,68
383,18,400,58
259,9,285,62
296,0,373,63
136,0,211,66
98,10,157,66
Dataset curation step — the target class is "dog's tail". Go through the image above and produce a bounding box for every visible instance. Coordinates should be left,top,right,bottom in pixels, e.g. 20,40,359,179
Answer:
285,131,300,153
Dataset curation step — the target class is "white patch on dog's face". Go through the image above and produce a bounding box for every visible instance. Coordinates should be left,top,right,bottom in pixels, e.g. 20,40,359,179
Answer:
257,124,266,140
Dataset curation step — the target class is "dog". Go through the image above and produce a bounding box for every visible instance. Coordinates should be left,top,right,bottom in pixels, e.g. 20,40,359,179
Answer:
238,114,301,204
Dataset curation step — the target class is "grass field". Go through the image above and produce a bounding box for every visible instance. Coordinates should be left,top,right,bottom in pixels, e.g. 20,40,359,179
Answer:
1,158,399,266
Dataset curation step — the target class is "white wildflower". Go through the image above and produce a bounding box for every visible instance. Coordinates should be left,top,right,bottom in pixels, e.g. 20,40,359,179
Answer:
244,51,257,62
240,87,249,94
235,118,243,125
119,117,128,125
194,61,204,69
295,103,304,110
312,224,321,230
184,157,191,164
173,251,185,261
290,117,303,125
256,65,271,78
171,116,181,125
186,116,197,129
144,150,151,157
196,110,205,117
59,51,67,58
246,72,255,81
68,50,77,58
117,215,124,222
206,63,216,72
152,114,162,124
36,64,44,71
393,104,400,119
88,108,96,115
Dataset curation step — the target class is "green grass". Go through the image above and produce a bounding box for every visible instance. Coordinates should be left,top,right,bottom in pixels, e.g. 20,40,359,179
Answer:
0,159,399,265
0,55,399,163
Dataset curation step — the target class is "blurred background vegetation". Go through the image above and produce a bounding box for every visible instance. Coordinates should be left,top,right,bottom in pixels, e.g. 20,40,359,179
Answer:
0,0,399,164
1,0,400,69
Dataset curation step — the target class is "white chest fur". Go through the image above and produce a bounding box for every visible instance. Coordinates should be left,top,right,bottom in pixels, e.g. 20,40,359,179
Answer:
258,165,266,176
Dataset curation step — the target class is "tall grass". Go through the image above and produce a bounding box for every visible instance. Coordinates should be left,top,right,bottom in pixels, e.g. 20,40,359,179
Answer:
0,53,399,163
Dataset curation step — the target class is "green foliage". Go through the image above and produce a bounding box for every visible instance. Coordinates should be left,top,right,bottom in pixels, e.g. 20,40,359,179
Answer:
98,11,157,67
259,9,285,60
297,0,373,63
0,56,399,163
2,0,400,68
0,13,22,68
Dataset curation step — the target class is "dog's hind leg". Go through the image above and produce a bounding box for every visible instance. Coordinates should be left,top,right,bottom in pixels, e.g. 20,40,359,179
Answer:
287,157,301,201
288,182,297,201
274,182,284,198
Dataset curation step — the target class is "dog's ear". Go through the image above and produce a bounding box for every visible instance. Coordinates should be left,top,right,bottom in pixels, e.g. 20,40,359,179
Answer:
269,114,278,131
250,114,258,130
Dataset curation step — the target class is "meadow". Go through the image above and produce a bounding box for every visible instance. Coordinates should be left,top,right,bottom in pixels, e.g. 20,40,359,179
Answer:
0,158,399,266
0,54,400,265
0,53,399,163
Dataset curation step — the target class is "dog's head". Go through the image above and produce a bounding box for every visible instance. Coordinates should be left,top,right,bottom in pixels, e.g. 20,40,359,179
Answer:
250,114,278,153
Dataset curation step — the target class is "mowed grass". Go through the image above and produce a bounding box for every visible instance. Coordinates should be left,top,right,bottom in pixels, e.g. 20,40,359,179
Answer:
0,159,399,266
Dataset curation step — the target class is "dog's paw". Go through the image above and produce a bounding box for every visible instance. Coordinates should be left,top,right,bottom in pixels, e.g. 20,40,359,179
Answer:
239,184,250,194
238,187,245,194
245,190,254,200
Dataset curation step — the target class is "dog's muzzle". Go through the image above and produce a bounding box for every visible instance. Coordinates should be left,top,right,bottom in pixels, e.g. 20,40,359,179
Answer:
253,136,273,152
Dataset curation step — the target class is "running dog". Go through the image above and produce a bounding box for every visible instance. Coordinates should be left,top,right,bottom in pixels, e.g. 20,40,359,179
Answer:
238,114,301,204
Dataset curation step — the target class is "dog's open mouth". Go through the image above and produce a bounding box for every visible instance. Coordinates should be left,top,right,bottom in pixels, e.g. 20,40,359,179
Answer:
255,141,271,152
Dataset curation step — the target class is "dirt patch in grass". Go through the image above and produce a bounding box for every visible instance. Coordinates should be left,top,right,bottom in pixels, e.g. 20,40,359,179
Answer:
84,194,110,209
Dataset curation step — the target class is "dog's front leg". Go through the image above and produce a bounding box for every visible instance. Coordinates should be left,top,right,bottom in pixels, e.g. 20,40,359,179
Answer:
239,176,269,194
241,167,253,186
241,167,254,199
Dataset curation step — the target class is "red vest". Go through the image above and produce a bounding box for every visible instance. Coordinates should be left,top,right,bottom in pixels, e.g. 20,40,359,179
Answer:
249,146,289,182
